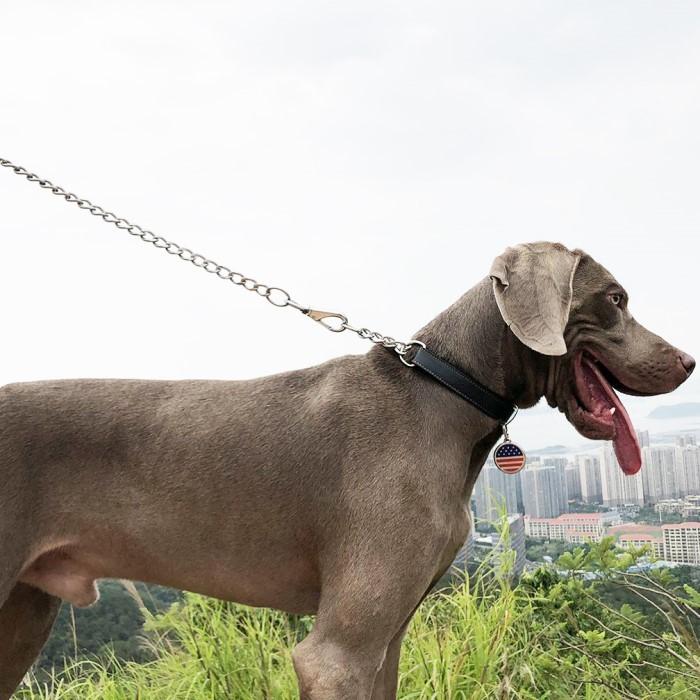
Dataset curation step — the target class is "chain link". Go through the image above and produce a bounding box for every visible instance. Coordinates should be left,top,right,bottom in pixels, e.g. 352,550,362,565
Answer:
0,156,419,360
0,157,308,313
342,321,416,356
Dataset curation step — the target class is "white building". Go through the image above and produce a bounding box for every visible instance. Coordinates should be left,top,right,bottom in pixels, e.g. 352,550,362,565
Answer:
472,460,520,525
662,522,700,565
681,446,700,494
610,522,700,565
599,446,644,507
655,499,686,515
577,454,602,504
683,495,700,519
454,514,526,577
565,464,582,501
617,533,665,559
525,511,621,543
521,463,568,518
642,445,682,502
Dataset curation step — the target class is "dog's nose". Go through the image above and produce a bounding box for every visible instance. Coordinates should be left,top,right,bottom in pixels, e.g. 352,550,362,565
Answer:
680,351,696,376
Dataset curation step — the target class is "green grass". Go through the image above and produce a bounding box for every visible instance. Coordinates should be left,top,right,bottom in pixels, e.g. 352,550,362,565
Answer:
17,535,700,699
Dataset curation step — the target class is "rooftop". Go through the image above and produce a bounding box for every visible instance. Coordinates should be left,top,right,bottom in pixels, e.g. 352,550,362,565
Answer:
618,533,660,542
609,524,663,538
526,512,614,524
661,522,700,530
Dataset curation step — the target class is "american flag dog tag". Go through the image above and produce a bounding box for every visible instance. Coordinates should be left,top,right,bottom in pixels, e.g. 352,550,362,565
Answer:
494,441,526,474
493,423,526,474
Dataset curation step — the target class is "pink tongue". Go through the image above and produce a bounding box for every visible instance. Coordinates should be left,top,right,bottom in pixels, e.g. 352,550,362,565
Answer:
584,359,642,475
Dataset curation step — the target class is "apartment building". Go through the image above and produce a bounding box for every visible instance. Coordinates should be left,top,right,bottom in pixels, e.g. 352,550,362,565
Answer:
609,524,665,559
618,533,665,558
565,464,582,501
472,460,520,524
655,495,700,519
662,522,700,565
577,454,602,504
453,514,526,577
610,522,700,564
599,446,644,507
521,463,568,518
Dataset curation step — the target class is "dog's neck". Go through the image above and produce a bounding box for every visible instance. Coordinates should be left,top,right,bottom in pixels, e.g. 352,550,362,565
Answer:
390,278,543,499
414,278,548,408
405,279,551,499
368,279,551,499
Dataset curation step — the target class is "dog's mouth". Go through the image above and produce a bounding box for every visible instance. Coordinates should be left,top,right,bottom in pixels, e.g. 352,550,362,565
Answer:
569,351,641,475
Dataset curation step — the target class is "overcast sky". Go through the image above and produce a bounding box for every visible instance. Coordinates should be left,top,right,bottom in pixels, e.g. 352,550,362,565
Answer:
1,2,699,449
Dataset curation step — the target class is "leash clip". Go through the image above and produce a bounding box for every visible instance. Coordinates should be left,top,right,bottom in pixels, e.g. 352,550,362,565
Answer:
304,309,348,332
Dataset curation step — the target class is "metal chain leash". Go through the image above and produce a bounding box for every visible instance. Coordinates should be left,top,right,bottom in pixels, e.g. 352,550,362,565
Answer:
0,157,423,365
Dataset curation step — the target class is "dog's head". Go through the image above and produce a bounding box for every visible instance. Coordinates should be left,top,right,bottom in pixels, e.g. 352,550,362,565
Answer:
490,242,695,475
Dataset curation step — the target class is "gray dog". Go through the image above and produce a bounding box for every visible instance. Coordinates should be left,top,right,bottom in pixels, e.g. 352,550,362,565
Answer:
0,242,694,699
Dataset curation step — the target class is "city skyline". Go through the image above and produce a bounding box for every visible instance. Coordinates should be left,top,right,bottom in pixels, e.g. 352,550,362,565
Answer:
472,426,700,568
473,425,700,525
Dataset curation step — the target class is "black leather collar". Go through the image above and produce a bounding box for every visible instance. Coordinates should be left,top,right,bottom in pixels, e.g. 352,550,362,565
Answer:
411,347,516,423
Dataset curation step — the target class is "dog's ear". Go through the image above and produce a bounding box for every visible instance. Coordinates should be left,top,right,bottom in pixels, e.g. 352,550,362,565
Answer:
489,242,581,356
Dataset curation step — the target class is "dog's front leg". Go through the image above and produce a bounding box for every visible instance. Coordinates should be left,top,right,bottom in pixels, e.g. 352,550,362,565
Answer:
291,537,441,700
292,587,420,700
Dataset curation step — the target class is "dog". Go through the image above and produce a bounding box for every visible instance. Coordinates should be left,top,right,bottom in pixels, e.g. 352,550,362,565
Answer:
0,241,694,699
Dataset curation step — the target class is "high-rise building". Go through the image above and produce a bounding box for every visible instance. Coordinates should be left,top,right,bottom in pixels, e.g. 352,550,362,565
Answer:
472,460,520,527
521,463,568,518
599,446,644,507
577,454,602,503
455,514,526,577
543,457,570,506
514,469,524,513
642,446,681,503
681,446,700,494
543,457,568,469
565,464,582,501
637,430,650,448
506,513,526,576
556,462,568,512
673,447,690,497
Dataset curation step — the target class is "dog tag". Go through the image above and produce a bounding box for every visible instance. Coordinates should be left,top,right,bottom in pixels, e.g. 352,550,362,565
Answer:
493,424,526,474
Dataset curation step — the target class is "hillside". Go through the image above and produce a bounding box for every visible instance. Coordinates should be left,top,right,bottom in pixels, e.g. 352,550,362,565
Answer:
17,539,700,699
648,403,700,419
37,582,181,673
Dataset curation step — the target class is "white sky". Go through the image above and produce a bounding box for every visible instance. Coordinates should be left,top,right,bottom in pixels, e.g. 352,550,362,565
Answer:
1,2,699,449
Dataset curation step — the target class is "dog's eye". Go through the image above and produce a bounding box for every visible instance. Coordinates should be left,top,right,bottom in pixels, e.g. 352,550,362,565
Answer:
609,292,623,306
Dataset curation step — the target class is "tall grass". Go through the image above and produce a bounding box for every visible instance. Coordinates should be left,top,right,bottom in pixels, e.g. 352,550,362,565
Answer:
20,583,543,700
17,522,700,699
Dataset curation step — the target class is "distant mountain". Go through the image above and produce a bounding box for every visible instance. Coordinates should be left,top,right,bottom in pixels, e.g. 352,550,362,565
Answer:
530,444,570,455
648,403,700,419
